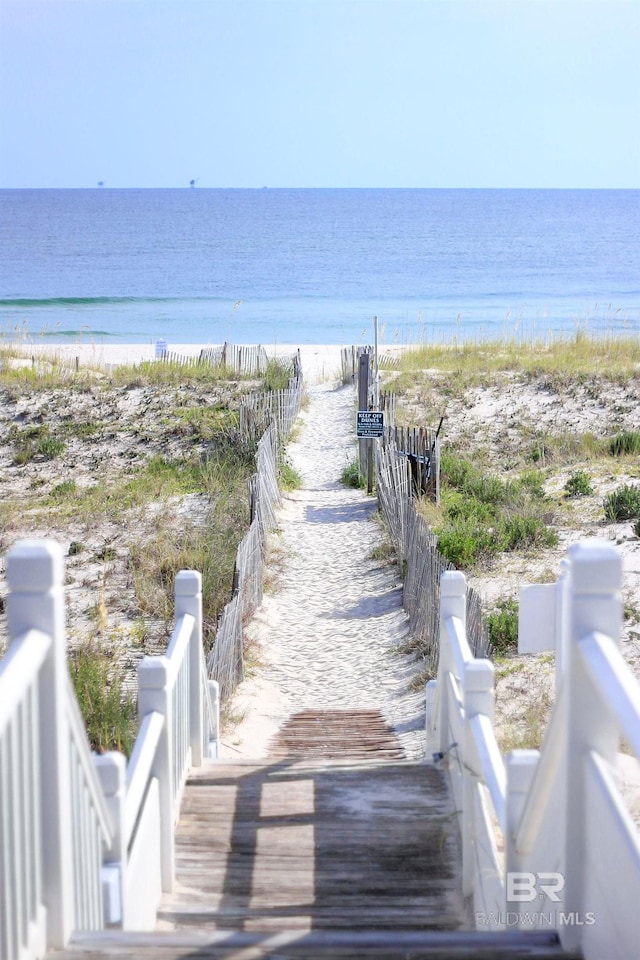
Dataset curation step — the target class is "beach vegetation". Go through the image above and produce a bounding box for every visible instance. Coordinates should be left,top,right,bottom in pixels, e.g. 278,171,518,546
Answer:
108,358,241,388
0,354,279,742
263,358,295,392
434,450,556,568
11,424,66,464
341,459,367,489
395,331,640,382
279,452,302,491
609,431,640,457
564,470,593,498
498,685,554,752
487,598,519,654
524,430,604,467
171,404,239,441
68,638,138,754
603,484,640,523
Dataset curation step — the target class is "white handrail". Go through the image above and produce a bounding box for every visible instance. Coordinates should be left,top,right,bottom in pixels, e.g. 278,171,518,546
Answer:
580,630,640,760
432,539,640,959
65,676,114,844
445,614,473,679
0,628,50,960
124,711,164,848
515,689,566,854
165,612,195,675
469,713,506,832
0,629,50,734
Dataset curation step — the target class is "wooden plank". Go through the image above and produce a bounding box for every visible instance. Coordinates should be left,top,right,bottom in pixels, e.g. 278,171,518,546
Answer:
157,755,466,937
266,709,406,761
52,928,579,959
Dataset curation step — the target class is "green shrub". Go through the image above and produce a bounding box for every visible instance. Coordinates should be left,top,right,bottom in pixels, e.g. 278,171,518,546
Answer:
501,514,558,551
68,641,138,754
564,470,593,498
609,431,640,457
487,598,519,654
603,485,640,522
12,425,65,463
341,460,366,489
436,518,500,568
519,470,546,499
279,453,302,491
263,359,294,392
437,451,554,567
37,435,65,459
50,479,77,501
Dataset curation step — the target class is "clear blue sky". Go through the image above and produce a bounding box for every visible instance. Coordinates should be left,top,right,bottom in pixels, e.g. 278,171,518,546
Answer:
1,0,638,188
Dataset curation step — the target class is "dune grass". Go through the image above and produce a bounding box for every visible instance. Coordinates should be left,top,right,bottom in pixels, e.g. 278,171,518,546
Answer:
394,330,640,382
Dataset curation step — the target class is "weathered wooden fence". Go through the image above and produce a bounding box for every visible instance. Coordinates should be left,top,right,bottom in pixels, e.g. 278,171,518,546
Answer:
163,343,270,376
376,439,489,670
207,357,304,701
147,342,303,701
340,344,401,385
427,541,640,959
239,350,303,441
382,422,441,501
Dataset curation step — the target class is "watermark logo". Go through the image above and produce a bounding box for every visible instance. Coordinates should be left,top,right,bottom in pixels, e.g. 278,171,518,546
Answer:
507,871,565,902
476,910,596,928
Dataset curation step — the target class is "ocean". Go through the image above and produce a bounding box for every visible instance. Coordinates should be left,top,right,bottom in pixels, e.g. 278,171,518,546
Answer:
0,188,638,348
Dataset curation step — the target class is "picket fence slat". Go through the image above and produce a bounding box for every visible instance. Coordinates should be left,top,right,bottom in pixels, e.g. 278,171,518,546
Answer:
206,352,303,702
376,432,489,671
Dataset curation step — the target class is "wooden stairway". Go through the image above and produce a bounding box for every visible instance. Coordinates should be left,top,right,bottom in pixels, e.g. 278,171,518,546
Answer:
51,711,579,958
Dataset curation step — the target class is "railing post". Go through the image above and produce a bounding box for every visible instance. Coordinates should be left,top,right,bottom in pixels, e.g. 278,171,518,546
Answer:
208,679,220,757
554,556,570,689
505,750,539,925
174,570,204,767
561,541,622,952
436,571,466,753
6,539,74,948
94,752,127,926
462,659,494,899
424,678,438,755
137,657,175,893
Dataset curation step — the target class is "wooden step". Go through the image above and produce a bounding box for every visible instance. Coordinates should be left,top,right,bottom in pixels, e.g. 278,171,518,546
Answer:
162,758,466,933
267,709,406,761
51,928,581,959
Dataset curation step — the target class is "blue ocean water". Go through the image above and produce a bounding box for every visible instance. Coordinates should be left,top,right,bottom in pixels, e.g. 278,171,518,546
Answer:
0,188,638,347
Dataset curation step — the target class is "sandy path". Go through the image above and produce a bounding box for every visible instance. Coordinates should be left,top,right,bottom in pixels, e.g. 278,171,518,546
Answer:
220,380,425,760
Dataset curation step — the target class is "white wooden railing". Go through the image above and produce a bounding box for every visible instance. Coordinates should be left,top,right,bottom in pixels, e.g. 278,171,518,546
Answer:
427,539,640,958
0,539,219,958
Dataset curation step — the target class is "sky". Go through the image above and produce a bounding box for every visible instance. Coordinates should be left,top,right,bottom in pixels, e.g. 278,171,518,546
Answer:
0,0,638,189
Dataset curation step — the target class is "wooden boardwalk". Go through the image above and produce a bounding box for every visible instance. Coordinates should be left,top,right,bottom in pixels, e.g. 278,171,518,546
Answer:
157,760,464,933
154,709,464,934
52,715,575,959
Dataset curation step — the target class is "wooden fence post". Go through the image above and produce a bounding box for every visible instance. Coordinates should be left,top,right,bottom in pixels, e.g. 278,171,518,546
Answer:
6,539,74,948
137,657,175,893
175,570,204,767
358,351,369,481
